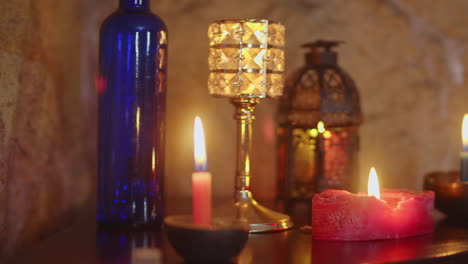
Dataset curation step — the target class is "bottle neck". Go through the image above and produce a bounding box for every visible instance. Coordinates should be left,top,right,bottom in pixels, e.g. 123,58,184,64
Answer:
119,0,150,11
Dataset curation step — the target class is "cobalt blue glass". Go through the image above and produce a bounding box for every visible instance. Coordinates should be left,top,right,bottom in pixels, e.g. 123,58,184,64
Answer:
98,0,167,230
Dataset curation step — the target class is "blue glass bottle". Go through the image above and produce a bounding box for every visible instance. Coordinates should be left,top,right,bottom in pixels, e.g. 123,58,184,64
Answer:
97,0,167,230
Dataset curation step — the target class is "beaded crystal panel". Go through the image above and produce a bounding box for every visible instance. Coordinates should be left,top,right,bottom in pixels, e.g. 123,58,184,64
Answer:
208,19,285,98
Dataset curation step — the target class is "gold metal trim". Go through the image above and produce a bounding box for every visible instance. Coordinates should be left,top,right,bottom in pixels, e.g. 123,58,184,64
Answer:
209,94,267,99
209,44,285,49
209,69,283,74
210,19,281,25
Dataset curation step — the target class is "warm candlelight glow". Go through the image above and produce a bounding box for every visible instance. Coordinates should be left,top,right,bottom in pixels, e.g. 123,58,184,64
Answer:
152,147,156,173
194,116,207,171
136,107,141,152
309,128,319,138
136,106,140,135
462,114,468,151
317,121,326,133
368,167,380,199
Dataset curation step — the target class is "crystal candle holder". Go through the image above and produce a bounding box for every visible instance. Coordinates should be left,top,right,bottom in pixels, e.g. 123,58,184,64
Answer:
207,19,293,233
208,19,285,98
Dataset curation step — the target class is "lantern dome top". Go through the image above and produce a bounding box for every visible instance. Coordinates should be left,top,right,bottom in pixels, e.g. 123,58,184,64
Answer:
302,40,344,65
278,40,362,128
302,40,343,50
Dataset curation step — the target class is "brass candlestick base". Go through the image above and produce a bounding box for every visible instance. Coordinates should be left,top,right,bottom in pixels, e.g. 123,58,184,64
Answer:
220,98,293,233
214,190,293,233
238,190,293,233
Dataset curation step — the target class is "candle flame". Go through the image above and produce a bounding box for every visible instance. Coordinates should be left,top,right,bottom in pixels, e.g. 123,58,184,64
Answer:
368,167,380,199
194,116,207,171
462,114,468,151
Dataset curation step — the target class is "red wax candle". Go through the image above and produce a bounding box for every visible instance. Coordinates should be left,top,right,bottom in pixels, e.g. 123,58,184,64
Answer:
312,168,434,241
192,171,212,225
192,117,212,225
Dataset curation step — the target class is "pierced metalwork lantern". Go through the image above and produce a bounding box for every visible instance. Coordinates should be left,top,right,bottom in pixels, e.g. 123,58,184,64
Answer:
276,40,362,206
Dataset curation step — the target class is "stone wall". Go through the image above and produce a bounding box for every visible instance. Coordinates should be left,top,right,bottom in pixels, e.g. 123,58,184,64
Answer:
0,0,92,254
128,0,468,196
2,0,468,255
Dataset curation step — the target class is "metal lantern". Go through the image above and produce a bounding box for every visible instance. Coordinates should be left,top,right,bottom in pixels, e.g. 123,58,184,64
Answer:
276,40,362,207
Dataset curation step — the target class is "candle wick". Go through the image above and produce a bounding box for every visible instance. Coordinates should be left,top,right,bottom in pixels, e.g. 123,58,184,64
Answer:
195,163,207,172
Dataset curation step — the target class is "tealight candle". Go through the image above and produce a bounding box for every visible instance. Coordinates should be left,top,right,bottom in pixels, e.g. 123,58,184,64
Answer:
312,168,434,241
461,114,468,181
192,116,212,225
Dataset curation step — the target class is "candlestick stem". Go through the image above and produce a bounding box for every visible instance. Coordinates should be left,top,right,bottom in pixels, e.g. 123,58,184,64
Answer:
226,98,293,233
232,98,257,192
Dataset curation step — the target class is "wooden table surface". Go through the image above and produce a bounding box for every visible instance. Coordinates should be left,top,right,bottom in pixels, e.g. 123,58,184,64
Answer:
4,199,468,264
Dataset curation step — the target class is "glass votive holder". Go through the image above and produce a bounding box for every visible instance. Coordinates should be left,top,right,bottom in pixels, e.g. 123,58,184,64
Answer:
424,171,468,221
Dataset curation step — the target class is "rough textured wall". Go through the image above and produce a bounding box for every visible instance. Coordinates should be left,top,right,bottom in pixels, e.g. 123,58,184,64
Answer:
0,0,92,254
82,0,468,197
112,0,467,196
2,0,468,255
